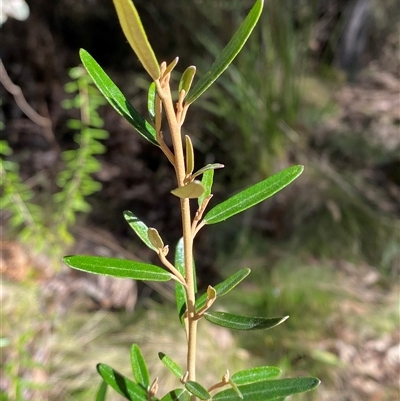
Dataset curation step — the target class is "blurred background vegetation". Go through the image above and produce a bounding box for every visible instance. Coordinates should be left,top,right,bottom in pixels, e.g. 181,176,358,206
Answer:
1,0,399,400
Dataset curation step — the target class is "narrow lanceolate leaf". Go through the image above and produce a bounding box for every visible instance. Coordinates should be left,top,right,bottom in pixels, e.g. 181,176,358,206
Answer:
198,169,214,207
192,163,224,180
80,49,158,146
148,82,156,122
204,165,303,225
204,312,288,331
95,380,108,401
160,389,190,401
97,363,148,401
185,0,264,105
175,238,187,325
185,135,195,175
211,377,321,401
63,255,171,281
231,366,281,385
130,344,150,389
185,381,211,400
195,268,251,312
112,0,160,80
158,353,183,378
179,66,196,98
124,210,157,251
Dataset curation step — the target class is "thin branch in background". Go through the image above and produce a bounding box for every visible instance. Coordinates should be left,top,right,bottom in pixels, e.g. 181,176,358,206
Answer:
0,58,56,146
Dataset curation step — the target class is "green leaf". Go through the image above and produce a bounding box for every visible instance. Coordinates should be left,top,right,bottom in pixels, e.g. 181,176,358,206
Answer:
231,367,281,385
79,49,158,146
204,165,303,225
130,344,150,389
63,255,171,282
198,169,214,207
158,353,183,378
171,181,205,199
185,0,263,105
195,268,250,312
185,135,195,175
123,211,157,251
204,312,288,331
160,389,190,401
185,381,211,400
97,363,148,401
179,66,196,98
192,163,224,181
212,377,320,400
175,238,187,325
95,380,108,401
112,0,160,80
148,82,156,122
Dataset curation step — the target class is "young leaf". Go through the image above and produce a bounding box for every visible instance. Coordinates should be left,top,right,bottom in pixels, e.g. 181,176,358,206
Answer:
63,255,172,282
160,389,190,401
179,66,196,98
204,165,303,225
158,352,183,378
148,82,156,122
185,0,264,105
79,49,158,146
124,210,157,251
171,181,205,199
95,380,108,401
231,366,281,385
195,268,251,312
175,238,187,325
211,377,321,401
204,312,288,331
148,227,164,250
198,169,214,207
185,381,211,400
192,163,224,180
112,0,160,80
130,344,150,389
185,135,195,175
97,363,148,401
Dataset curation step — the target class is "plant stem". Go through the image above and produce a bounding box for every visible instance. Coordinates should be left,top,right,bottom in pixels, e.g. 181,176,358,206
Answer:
156,78,198,383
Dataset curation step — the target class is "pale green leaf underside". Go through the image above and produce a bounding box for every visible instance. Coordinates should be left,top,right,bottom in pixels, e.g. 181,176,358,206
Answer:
198,169,214,207
158,352,183,378
231,366,281,385
175,238,187,325
185,381,211,400
130,344,150,389
204,312,288,331
63,255,171,282
112,0,160,80
124,210,157,251
79,49,158,146
97,363,148,401
212,377,320,400
185,0,264,105
195,268,250,311
204,165,303,225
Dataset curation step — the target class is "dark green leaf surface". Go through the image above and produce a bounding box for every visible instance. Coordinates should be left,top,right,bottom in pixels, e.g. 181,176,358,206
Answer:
204,166,303,225
198,169,214,207
185,0,263,105
158,353,183,378
231,366,281,385
63,255,171,281
124,210,157,251
95,380,108,401
160,389,190,401
97,363,148,401
130,344,150,389
175,238,187,325
195,268,250,311
212,377,320,400
204,312,288,331
185,381,211,400
79,49,158,146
